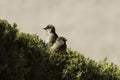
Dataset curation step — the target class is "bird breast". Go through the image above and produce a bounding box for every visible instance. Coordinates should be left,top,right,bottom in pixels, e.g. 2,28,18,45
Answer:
46,33,55,44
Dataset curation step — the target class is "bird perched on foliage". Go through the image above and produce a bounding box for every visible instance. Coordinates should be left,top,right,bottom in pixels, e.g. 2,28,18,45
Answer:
43,24,58,47
51,37,67,53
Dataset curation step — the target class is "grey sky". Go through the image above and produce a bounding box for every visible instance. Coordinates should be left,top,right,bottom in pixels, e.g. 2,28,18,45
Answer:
0,0,120,65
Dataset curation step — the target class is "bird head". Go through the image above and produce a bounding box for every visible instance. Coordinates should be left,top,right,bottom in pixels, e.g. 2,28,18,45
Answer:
43,24,55,33
58,37,67,41
56,37,67,44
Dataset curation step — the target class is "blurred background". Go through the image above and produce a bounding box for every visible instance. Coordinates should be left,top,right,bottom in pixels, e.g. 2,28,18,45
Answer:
0,0,120,65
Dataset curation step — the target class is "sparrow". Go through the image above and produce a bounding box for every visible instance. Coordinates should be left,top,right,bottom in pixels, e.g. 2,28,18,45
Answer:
50,37,67,53
43,24,58,47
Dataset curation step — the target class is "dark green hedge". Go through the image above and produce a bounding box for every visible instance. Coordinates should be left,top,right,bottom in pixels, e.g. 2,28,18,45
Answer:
0,20,120,80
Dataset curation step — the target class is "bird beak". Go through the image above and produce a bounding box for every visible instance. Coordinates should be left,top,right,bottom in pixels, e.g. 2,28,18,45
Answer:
43,27,47,30
65,39,67,41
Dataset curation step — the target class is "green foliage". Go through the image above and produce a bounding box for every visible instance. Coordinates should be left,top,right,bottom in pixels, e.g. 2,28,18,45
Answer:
0,19,120,80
